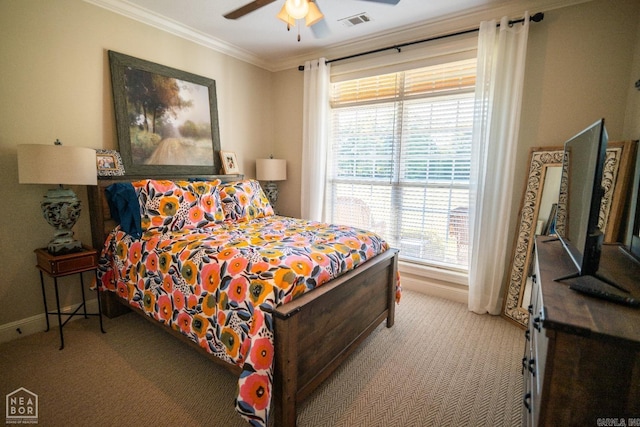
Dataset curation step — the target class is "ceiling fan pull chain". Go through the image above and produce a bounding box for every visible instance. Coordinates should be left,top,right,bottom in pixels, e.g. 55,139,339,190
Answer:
298,24,301,42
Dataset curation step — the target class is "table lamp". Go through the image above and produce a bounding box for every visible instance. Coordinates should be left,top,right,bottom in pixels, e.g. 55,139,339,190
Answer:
17,140,97,255
256,157,287,211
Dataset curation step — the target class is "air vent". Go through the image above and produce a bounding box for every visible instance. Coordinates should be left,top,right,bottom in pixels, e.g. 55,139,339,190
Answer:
339,12,372,27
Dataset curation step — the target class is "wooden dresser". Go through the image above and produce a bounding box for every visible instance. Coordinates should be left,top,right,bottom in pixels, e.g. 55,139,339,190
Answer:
523,236,640,426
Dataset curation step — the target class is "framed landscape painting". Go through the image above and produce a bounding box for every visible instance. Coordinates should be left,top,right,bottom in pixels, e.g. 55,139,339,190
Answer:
108,50,222,176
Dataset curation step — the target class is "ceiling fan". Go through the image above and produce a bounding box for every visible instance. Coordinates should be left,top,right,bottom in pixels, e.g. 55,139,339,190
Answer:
224,0,401,40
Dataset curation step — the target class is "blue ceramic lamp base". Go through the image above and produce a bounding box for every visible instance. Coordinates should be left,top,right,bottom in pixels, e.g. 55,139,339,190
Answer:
263,181,279,213
41,187,83,255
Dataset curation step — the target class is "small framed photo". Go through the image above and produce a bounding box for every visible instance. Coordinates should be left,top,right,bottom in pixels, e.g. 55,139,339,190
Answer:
220,151,240,174
96,149,125,177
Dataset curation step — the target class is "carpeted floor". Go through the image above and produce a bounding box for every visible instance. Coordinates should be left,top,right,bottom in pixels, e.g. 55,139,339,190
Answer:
0,290,524,426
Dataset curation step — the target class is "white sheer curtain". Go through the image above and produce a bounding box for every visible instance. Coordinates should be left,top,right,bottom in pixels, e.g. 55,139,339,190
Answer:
468,13,530,314
300,58,331,221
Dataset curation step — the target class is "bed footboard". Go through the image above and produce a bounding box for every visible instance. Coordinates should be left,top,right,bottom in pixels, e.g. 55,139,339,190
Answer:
272,248,399,427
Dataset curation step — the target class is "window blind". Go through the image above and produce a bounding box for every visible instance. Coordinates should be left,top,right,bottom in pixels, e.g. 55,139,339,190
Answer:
327,58,476,270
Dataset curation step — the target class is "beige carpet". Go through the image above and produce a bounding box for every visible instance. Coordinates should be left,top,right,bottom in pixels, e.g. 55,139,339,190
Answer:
0,290,523,426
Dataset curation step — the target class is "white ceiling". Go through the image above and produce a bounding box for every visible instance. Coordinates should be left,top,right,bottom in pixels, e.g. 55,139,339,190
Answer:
86,0,585,71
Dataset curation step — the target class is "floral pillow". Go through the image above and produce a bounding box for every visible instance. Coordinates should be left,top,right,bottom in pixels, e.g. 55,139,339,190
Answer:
217,179,274,222
133,179,224,232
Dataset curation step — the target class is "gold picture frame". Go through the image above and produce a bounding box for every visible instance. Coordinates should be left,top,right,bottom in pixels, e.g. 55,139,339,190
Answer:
96,149,125,177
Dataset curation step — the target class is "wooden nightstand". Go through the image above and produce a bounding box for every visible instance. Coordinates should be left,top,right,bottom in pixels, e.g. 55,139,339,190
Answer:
35,246,105,349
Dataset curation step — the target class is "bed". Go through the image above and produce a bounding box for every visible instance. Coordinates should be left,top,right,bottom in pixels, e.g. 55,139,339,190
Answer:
88,176,399,427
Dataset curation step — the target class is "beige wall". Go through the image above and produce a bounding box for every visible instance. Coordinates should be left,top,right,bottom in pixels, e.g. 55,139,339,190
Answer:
624,7,640,140
518,0,638,153
271,68,304,218
510,0,640,293
0,0,275,328
1,0,639,331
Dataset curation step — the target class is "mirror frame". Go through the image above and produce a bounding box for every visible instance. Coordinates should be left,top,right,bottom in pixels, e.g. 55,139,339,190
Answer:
502,141,637,328
600,141,638,243
624,142,640,258
502,147,563,327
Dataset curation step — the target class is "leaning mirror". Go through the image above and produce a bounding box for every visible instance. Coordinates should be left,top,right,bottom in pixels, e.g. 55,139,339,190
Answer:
599,141,638,243
502,147,563,327
502,140,637,327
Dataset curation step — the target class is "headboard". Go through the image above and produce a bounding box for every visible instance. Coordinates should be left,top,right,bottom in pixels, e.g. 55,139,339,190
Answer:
87,174,243,250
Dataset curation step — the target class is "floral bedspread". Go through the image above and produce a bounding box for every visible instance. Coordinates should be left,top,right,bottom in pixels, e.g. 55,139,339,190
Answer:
97,215,393,426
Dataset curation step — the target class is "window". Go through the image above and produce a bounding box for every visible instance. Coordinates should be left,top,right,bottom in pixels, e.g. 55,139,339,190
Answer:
326,58,476,271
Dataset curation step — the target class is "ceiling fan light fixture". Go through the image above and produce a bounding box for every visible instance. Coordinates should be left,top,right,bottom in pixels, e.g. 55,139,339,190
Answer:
285,0,309,20
276,4,296,27
305,2,323,27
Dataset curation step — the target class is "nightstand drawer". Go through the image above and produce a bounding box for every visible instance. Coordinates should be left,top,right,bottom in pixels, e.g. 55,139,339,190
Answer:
35,247,98,276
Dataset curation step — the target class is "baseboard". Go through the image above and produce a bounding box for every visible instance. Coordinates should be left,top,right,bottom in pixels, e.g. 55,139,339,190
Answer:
0,298,99,344
399,267,469,305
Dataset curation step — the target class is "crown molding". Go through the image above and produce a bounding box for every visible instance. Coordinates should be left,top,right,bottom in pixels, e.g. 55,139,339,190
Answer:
84,0,592,73
273,0,592,71
83,0,274,71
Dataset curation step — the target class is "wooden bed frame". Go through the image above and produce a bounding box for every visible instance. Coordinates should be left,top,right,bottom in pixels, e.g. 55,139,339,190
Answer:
87,175,399,427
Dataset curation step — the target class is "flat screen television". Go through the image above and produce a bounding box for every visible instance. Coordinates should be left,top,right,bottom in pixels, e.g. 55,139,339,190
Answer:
555,118,609,281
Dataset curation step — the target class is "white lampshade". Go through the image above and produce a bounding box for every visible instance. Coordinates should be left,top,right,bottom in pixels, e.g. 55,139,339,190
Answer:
256,158,287,182
305,2,323,27
276,4,296,27
285,0,309,20
17,144,97,186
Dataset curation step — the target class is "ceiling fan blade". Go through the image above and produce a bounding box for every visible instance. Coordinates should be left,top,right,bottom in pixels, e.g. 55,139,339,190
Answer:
224,0,277,20
358,0,401,4
311,19,330,39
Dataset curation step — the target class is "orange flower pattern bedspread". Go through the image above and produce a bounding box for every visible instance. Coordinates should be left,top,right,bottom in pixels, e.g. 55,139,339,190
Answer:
98,215,392,426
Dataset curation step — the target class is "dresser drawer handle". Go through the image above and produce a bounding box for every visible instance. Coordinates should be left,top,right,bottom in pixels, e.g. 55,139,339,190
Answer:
522,356,528,374
533,316,542,332
523,392,531,412
525,329,530,341
528,358,536,376
528,304,533,315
